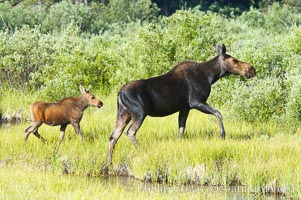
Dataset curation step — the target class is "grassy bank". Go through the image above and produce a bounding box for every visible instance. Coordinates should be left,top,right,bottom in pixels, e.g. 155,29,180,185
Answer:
0,95,300,198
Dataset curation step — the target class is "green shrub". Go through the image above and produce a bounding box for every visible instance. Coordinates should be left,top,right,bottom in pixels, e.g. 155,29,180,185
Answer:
34,24,124,99
229,78,287,122
285,70,301,123
125,10,226,76
160,10,227,62
0,0,159,35
288,27,301,54
238,3,301,34
106,10,228,91
41,1,97,34
0,2,45,32
239,7,265,29
106,0,159,24
33,24,98,100
264,3,301,33
0,26,55,90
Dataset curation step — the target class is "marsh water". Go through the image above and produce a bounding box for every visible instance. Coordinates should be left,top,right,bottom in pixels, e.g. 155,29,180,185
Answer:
99,175,286,199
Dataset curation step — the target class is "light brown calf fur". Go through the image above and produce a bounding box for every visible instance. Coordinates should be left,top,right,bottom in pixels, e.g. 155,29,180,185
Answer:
24,85,103,151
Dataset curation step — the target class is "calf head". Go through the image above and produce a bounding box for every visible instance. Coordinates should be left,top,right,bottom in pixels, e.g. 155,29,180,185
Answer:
217,44,256,79
79,85,103,108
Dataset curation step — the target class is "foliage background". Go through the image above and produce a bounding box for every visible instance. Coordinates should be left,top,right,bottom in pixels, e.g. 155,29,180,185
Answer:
0,0,300,125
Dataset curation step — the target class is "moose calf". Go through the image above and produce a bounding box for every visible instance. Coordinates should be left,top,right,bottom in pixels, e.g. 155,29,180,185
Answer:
24,85,103,151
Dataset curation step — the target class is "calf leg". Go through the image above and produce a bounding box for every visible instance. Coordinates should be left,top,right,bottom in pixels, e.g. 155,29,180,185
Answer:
126,115,145,147
55,124,67,153
24,122,43,142
178,109,190,137
192,102,225,139
33,130,48,144
107,109,131,165
71,122,83,141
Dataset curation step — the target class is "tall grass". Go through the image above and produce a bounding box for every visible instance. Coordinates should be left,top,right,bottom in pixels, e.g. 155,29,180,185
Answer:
0,95,300,198
0,86,37,119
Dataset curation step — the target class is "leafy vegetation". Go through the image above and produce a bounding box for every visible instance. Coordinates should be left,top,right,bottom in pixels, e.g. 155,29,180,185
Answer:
0,1,300,125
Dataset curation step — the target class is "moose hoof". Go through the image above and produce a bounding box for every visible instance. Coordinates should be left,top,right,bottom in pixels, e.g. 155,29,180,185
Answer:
103,163,110,174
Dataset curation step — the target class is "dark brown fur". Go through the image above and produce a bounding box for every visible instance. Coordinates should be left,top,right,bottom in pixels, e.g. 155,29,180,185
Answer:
24,85,103,151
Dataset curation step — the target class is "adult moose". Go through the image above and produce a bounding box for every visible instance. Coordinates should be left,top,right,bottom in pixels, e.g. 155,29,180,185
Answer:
24,85,103,151
107,44,256,164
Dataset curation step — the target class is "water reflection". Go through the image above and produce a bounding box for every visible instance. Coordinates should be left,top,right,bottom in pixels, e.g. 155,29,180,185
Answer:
0,120,23,127
99,175,286,199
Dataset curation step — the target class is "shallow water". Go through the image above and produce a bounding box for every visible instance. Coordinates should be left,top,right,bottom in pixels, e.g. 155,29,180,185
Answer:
0,120,23,127
99,175,286,199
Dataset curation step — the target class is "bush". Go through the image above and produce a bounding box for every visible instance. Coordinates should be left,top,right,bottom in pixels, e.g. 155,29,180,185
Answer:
0,26,55,90
264,3,301,33
229,78,287,122
41,1,94,34
128,10,226,75
288,27,301,54
284,69,301,123
0,0,159,35
34,24,125,100
33,24,100,100
107,10,229,92
106,0,159,24
0,2,45,32
239,3,301,34
239,7,265,29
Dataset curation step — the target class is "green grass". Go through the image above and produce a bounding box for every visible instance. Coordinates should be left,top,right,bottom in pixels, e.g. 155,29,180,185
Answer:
0,95,301,199
0,90,30,119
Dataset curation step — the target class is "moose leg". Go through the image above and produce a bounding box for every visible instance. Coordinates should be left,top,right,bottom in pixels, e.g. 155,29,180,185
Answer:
71,122,83,141
55,124,67,152
126,115,145,147
178,109,190,137
107,109,131,164
192,102,226,139
24,122,42,142
33,130,48,144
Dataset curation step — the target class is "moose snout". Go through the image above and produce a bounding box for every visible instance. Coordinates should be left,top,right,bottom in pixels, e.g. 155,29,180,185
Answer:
245,65,256,79
249,66,256,78
98,101,103,108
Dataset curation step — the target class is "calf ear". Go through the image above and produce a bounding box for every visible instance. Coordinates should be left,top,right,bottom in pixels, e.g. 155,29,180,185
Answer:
79,85,85,93
87,85,92,92
216,44,227,55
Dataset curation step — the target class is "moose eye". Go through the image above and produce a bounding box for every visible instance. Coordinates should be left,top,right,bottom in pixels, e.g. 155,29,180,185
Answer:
91,96,95,100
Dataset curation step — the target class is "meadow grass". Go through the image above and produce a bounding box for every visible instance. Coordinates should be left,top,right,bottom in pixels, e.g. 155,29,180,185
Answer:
0,95,301,199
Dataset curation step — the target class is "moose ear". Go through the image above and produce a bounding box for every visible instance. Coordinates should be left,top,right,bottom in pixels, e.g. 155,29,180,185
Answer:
87,85,92,92
216,44,226,55
79,85,85,93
